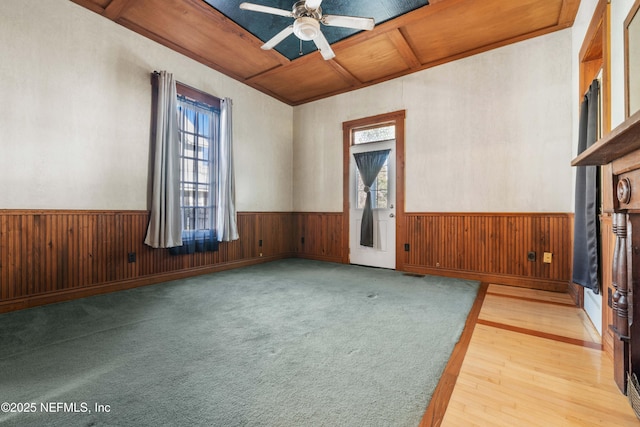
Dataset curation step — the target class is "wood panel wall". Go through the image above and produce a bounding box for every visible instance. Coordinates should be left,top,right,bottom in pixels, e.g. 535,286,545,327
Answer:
0,210,571,312
401,213,572,291
600,214,615,358
0,210,293,312
291,212,344,263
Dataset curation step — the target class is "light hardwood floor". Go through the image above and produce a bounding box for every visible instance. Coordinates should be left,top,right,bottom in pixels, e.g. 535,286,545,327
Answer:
425,283,639,426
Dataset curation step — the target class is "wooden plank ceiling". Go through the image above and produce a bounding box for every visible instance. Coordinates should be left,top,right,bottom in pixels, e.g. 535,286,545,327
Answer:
70,0,581,106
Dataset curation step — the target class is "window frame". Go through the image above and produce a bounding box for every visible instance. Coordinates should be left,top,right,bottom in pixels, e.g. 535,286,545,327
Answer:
352,124,396,211
175,83,221,236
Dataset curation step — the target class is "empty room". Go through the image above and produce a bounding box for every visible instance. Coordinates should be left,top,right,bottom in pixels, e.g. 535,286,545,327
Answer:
2,0,640,425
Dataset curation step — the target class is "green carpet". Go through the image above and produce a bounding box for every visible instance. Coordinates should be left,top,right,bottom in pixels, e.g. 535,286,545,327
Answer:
0,259,479,426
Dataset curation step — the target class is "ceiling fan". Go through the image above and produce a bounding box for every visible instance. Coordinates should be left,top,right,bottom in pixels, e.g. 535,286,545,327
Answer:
239,0,375,60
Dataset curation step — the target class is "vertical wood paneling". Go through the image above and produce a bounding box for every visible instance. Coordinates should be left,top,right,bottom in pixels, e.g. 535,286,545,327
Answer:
259,213,293,257
0,210,571,310
292,212,343,262
601,214,614,358
402,213,572,287
0,210,295,310
8,216,18,299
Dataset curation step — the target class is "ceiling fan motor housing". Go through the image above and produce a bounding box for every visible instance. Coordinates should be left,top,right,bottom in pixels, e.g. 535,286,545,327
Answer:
293,1,322,18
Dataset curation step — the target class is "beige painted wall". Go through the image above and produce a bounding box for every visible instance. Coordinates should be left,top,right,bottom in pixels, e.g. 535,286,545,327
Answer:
3,0,627,219
0,0,293,211
293,29,573,213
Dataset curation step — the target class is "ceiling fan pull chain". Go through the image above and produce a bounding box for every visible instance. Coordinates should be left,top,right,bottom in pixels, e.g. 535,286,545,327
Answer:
299,39,303,56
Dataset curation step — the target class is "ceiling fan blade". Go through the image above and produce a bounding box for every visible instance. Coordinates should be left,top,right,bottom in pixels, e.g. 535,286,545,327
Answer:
239,2,293,18
322,14,375,31
261,25,294,50
313,31,335,60
305,0,323,10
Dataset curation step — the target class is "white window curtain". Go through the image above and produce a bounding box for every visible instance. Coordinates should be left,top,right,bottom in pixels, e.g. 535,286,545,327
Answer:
144,71,182,249
216,98,239,242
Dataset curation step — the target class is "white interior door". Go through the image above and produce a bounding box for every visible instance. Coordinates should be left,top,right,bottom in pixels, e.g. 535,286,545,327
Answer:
349,139,396,269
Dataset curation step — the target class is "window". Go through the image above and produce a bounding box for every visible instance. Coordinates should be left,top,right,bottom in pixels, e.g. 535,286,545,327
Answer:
355,160,388,209
145,72,237,251
172,85,221,253
353,124,395,145
353,125,395,209
177,97,217,229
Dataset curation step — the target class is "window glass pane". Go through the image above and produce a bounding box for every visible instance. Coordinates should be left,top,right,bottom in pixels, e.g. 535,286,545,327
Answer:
197,186,210,207
183,184,195,207
183,208,195,230
353,125,395,145
184,133,196,159
375,162,388,209
356,176,380,209
197,159,209,180
196,207,209,229
182,158,193,182
197,136,209,160
356,173,366,209
199,113,210,138
355,160,388,210
176,97,220,236
184,109,196,127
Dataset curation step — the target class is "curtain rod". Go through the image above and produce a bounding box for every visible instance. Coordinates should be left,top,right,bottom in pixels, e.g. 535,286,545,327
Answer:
152,71,201,93
152,71,221,108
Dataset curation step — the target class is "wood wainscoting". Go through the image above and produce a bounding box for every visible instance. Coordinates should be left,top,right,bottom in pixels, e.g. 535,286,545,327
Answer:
401,213,572,292
0,210,571,312
0,210,293,313
291,212,344,263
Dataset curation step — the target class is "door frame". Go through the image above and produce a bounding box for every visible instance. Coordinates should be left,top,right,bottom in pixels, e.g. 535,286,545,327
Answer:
575,0,611,352
342,110,406,269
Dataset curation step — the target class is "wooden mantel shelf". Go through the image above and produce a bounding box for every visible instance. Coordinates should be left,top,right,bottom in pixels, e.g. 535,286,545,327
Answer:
572,109,640,166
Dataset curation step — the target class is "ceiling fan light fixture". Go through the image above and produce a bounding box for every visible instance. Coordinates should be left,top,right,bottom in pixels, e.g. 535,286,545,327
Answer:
293,17,320,41
240,1,374,60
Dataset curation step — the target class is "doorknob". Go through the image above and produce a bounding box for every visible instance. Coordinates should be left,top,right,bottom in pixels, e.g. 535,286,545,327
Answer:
389,213,395,218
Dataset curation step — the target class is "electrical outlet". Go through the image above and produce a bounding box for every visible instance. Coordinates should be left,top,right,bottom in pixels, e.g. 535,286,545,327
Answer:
527,251,536,262
127,252,136,263
543,252,552,263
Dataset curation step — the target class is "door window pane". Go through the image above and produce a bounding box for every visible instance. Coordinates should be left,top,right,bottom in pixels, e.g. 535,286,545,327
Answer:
355,159,388,209
353,123,394,210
